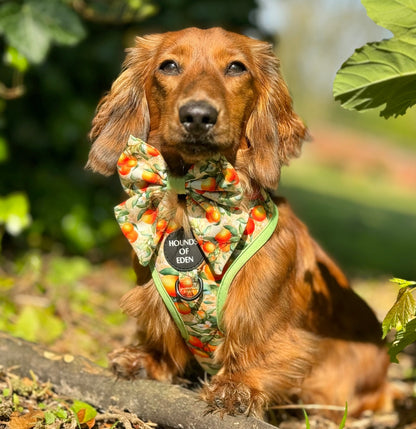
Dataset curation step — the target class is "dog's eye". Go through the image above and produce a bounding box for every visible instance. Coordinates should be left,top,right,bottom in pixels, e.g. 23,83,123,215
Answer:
159,60,181,75
225,61,247,76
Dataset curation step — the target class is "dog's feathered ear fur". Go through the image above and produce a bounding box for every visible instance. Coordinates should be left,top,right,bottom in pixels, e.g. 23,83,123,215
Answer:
86,34,162,176
245,41,308,190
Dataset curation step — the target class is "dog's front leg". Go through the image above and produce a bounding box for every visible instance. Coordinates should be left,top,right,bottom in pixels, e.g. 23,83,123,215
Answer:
108,281,191,382
201,325,316,418
201,326,278,418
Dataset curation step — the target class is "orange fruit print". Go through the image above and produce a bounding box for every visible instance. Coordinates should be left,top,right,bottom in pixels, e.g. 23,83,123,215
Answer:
205,206,221,223
223,167,239,184
251,205,267,222
201,177,217,191
202,241,216,253
188,335,204,348
178,277,199,298
142,170,162,184
156,219,167,232
161,275,178,297
141,209,158,224
189,348,210,358
120,222,138,243
174,302,191,315
215,228,232,243
146,145,160,157
244,217,255,235
117,154,137,175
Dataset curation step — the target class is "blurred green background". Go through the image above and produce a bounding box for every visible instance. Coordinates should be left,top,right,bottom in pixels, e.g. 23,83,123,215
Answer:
1,0,415,278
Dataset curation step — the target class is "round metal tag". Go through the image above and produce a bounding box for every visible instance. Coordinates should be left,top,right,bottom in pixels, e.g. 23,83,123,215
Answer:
164,228,205,272
175,277,203,301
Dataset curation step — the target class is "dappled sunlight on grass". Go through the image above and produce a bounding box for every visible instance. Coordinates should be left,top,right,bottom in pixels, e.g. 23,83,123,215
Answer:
0,252,136,366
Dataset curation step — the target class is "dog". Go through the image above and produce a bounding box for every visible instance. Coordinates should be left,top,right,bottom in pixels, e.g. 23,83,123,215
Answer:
86,27,391,418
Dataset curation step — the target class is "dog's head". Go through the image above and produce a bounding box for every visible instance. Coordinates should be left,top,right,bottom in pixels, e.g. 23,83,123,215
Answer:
87,27,307,189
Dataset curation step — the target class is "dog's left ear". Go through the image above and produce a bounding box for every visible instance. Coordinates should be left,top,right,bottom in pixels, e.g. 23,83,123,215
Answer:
86,34,162,176
245,41,308,190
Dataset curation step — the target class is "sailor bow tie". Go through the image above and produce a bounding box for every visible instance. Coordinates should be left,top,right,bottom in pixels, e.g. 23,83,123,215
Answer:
114,136,250,275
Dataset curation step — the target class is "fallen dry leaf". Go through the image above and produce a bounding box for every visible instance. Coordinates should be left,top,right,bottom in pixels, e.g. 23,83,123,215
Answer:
8,410,44,429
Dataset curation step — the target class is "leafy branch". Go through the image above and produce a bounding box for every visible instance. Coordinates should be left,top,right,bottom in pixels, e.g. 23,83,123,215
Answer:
0,0,157,98
333,0,416,118
382,278,416,362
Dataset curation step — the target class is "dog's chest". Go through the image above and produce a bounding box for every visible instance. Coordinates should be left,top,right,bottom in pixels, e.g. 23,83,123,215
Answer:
150,193,278,374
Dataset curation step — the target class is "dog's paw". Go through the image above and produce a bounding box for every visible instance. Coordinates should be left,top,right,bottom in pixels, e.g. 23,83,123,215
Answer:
108,345,175,382
108,345,149,379
201,377,267,417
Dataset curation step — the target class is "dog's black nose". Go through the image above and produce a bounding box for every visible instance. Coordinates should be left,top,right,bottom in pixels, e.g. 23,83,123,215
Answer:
179,101,218,136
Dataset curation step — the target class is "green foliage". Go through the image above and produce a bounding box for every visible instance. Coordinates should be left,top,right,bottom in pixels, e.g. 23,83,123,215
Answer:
12,305,65,344
388,318,416,363
382,278,416,362
74,0,158,23
0,0,86,64
0,252,132,364
339,403,348,429
0,192,31,245
0,136,8,162
4,46,29,73
382,283,416,337
303,403,348,429
333,0,416,118
71,400,97,428
303,409,311,429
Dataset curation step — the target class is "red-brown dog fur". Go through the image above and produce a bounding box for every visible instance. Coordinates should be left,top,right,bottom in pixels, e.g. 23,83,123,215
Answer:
87,27,391,418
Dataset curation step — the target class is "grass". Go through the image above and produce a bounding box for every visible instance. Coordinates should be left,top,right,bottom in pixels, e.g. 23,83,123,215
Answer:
278,160,416,279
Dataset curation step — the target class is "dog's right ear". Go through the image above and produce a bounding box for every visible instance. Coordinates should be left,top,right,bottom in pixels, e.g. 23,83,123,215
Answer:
86,34,162,176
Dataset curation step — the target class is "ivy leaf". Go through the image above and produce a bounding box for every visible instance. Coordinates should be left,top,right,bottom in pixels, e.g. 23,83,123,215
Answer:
28,0,86,46
0,0,85,64
388,318,416,363
382,287,416,338
333,0,416,118
71,400,97,429
0,2,49,63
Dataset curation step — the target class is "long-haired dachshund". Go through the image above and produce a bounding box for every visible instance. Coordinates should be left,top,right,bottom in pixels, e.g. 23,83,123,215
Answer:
86,27,391,418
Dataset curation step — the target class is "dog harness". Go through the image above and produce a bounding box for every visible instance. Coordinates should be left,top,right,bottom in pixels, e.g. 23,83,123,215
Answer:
114,136,278,374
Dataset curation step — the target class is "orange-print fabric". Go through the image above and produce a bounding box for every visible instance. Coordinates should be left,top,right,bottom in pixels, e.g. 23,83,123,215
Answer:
114,135,250,275
114,135,277,374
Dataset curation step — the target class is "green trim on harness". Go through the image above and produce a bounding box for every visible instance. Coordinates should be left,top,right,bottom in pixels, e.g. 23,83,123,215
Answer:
217,202,278,331
151,261,190,340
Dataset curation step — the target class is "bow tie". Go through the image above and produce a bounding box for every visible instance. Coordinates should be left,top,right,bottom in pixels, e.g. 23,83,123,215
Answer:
114,136,249,275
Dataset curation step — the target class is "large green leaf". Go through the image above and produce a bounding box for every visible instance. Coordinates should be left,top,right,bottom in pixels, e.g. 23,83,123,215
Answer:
333,0,416,118
388,318,416,363
0,2,50,63
27,0,86,46
382,287,416,338
0,0,85,64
